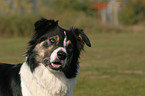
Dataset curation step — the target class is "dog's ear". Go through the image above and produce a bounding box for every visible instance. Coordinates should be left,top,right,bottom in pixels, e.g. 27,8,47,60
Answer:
72,28,91,50
34,18,58,32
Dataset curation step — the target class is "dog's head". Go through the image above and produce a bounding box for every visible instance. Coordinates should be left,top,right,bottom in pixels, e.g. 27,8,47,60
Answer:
26,18,91,78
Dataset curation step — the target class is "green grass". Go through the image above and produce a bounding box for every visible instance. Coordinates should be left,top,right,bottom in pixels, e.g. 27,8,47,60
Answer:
0,32,145,96
0,38,28,63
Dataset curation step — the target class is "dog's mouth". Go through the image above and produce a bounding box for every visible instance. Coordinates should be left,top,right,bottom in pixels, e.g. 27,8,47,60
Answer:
51,62,62,69
44,59,63,71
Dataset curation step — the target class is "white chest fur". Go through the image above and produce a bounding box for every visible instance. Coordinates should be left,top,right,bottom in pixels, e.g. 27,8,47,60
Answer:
19,62,76,96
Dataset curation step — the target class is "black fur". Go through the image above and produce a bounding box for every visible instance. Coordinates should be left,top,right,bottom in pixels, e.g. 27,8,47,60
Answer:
0,63,22,96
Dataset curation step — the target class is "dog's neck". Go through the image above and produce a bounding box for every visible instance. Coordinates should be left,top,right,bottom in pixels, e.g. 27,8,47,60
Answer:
19,62,76,96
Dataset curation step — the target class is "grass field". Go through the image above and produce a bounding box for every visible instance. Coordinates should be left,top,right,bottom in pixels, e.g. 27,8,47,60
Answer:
0,32,145,96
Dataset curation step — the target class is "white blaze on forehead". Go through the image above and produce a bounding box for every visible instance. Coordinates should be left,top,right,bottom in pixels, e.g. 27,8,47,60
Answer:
63,31,67,65
63,31,67,47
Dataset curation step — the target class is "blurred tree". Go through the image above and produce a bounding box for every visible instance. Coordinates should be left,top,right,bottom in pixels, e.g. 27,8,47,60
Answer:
18,0,24,13
119,0,145,25
51,0,96,16
10,0,15,13
0,0,97,16
31,0,37,13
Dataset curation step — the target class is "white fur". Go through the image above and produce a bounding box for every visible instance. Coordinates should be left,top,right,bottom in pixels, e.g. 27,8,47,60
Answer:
19,62,76,96
63,31,68,65
63,31,67,47
50,47,67,62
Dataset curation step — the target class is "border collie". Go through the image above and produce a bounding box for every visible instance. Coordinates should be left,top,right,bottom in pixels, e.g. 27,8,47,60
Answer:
0,18,91,96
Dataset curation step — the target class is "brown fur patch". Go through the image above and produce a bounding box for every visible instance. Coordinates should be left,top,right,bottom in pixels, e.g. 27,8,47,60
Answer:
66,40,72,46
34,35,60,57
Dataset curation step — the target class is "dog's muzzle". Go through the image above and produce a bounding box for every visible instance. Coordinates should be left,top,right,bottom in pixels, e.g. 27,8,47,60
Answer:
44,47,67,71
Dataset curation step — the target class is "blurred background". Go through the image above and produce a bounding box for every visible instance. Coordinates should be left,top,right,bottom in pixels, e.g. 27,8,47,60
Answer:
0,0,145,96
0,0,145,36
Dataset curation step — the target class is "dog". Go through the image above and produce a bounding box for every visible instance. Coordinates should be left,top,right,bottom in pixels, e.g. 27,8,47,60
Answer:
0,18,91,96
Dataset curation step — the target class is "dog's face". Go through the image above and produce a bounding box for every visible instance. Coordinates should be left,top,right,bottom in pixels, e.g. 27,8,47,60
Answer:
33,30,74,72
26,18,91,78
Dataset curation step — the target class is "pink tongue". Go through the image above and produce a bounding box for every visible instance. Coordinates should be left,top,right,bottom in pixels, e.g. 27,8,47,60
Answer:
52,63,61,68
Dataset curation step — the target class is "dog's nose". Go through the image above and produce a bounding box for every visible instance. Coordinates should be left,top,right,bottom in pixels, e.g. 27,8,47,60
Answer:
57,51,66,60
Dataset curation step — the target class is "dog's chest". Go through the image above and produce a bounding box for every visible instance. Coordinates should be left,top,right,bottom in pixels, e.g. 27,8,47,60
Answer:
19,63,76,96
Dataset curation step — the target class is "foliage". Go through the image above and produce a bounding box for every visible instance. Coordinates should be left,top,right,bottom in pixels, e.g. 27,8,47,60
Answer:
0,9,97,37
119,0,145,25
0,10,129,38
1,0,145,37
0,15,38,37
51,0,96,16
0,0,99,37
0,0,96,16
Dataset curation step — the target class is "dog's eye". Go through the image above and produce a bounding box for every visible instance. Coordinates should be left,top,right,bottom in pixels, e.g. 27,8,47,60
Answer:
49,39,55,43
68,44,73,49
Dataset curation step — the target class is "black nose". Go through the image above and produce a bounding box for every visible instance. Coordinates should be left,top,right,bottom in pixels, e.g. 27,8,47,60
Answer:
57,51,66,60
